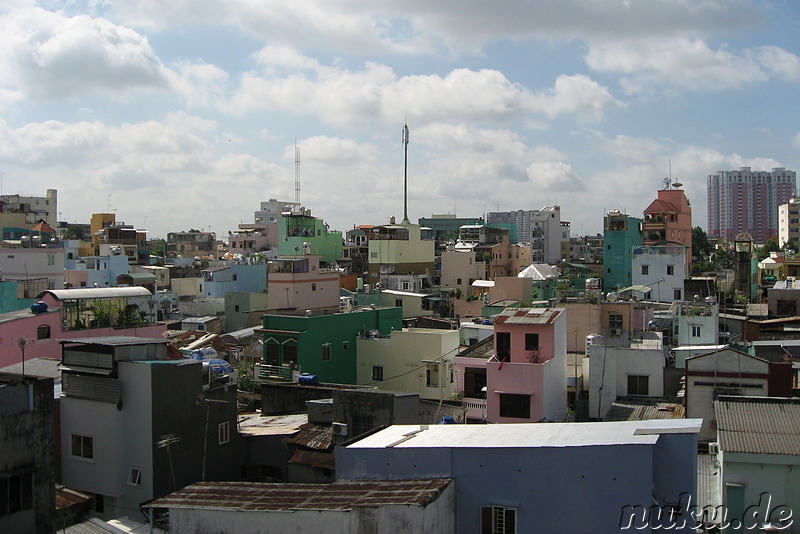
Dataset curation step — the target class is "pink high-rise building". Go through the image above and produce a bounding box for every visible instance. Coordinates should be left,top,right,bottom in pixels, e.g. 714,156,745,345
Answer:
707,167,796,243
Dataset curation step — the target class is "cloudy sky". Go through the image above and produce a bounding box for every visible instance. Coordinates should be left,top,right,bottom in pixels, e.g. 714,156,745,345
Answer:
1,1,798,240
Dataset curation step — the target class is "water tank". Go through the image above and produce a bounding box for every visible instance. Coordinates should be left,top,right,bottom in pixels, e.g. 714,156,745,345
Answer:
298,373,319,386
30,301,48,314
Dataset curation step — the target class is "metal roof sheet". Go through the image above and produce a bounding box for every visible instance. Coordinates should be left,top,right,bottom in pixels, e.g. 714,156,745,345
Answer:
493,307,563,325
60,336,169,346
0,357,62,379
284,422,334,450
715,396,800,456
145,479,452,511
39,287,153,300
604,398,685,422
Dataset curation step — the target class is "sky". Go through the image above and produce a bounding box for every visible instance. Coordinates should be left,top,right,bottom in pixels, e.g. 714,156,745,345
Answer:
0,1,798,240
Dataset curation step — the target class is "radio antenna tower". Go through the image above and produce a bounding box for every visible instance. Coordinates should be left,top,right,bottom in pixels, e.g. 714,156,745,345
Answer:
294,142,301,205
402,124,409,223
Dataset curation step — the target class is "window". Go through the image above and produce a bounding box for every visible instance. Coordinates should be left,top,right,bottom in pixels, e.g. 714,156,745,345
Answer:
666,265,674,275
691,325,701,338
218,421,230,445
524,333,539,351
0,472,33,516
71,434,94,460
282,344,297,366
232,274,237,281
265,343,280,365
609,313,623,329
627,375,649,396
499,393,531,419
372,365,383,381
456,278,462,285
641,265,649,275
673,289,682,300
351,415,375,436
321,344,331,362
312,283,317,291
37,324,51,340
395,299,403,308
234,305,240,312
496,332,511,360
402,281,410,290
370,252,378,258
127,467,142,486
426,364,439,387
481,505,516,534
342,341,349,350
463,367,487,398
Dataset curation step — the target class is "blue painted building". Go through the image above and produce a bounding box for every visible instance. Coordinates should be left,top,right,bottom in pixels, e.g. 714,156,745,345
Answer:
202,264,267,298
337,420,701,533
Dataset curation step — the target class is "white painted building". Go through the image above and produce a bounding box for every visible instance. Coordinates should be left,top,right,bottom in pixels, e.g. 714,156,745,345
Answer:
0,246,65,289
588,331,666,420
631,245,686,302
685,348,771,442
487,206,564,264
357,328,458,401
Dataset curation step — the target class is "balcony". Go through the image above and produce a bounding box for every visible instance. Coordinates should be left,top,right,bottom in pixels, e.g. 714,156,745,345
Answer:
464,397,487,421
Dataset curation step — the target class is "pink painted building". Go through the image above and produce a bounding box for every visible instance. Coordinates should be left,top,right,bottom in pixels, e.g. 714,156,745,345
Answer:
455,307,567,423
0,287,166,368
266,255,341,312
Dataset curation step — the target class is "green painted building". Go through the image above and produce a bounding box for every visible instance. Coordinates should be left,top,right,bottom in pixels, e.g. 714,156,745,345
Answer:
603,212,643,292
278,213,343,264
259,307,402,385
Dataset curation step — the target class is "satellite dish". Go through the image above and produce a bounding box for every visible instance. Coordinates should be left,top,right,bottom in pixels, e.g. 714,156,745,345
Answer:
606,292,619,302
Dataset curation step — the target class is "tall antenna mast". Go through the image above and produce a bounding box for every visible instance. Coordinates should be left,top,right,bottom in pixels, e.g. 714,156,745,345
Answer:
402,124,409,223
294,143,301,205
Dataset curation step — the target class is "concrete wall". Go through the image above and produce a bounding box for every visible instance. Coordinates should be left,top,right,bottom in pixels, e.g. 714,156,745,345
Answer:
722,452,800,531
588,343,664,420
0,377,56,534
356,329,459,400
337,440,696,534
167,485,455,534
686,350,769,442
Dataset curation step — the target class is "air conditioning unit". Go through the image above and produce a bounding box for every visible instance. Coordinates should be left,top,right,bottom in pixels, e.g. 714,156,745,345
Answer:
609,328,621,336
332,423,348,437
709,442,719,455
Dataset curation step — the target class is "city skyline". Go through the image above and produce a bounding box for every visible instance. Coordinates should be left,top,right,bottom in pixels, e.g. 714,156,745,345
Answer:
0,1,798,239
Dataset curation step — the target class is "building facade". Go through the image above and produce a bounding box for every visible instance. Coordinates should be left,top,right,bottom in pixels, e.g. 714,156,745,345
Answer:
603,211,643,292
643,187,692,274
486,206,563,264
708,167,796,244
778,197,800,248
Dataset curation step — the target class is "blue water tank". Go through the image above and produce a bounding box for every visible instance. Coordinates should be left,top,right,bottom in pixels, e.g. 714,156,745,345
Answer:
30,301,48,314
297,373,319,386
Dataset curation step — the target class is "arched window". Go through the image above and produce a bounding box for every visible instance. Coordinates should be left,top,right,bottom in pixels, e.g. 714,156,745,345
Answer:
37,324,51,340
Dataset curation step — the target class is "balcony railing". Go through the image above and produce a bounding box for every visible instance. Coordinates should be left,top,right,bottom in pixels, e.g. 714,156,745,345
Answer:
464,397,487,420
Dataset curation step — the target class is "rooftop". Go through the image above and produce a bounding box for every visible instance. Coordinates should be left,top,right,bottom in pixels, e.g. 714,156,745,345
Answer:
715,396,800,456
237,413,308,437
146,479,452,511
604,398,685,422
347,420,701,450
493,307,563,325
60,336,170,346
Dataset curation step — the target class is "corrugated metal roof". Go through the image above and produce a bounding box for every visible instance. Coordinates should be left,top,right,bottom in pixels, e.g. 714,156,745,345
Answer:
145,479,453,511
238,413,308,437
60,336,169,346
696,453,721,512
284,422,334,450
715,396,800,455
288,449,335,470
604,398,685,422
493,307,562,325
39,287,153,300
0,357,62,379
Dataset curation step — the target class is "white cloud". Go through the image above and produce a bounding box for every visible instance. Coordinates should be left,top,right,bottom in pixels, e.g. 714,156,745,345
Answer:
106,0,760,54
586,38,800,93
793,132,800,149
0,7,170,100
223,52,619,126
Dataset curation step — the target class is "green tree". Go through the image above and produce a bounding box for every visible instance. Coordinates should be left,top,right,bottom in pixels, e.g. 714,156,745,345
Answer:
64,224,85,240
758,238,780,260
691,226,713,260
